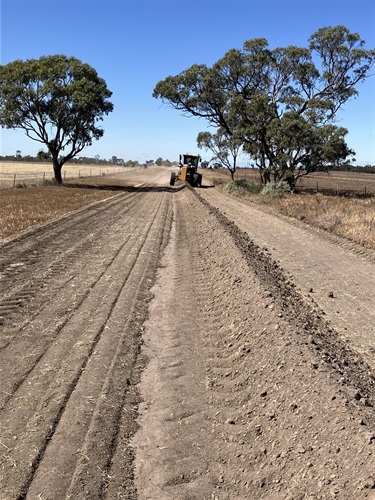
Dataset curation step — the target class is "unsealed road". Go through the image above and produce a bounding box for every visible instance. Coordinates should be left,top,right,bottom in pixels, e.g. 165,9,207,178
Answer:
1,169,375,499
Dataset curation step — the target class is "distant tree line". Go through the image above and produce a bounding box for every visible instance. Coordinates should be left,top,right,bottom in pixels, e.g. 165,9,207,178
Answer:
333,163,375,174
0,151,179,168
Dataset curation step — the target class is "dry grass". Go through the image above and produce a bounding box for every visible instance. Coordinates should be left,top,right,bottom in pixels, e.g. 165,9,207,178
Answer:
204,168,375,251
0,177,132,242
0,162,129,188
270,194,375,249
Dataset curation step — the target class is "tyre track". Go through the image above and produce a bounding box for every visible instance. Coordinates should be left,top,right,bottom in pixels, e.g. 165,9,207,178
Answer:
0,191,143,331
0,188,173,499
0,190,159,406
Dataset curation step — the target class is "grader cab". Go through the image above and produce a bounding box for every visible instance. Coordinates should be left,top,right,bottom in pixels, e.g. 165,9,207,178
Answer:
170,153,202,187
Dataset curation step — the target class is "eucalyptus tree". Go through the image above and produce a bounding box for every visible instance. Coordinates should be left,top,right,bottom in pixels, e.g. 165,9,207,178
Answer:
154,26,374,185
197,128,243,180
0,55,114,184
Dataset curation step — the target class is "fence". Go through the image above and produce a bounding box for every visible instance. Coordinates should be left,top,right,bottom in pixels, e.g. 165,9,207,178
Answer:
296,172,375,196
0,165,129,188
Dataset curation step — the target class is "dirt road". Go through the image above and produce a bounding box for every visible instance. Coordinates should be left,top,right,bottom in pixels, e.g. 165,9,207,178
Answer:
1,169,375,499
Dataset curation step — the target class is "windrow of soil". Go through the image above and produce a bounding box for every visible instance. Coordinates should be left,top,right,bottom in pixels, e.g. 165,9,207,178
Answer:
134,185,375,500
194,189,375,409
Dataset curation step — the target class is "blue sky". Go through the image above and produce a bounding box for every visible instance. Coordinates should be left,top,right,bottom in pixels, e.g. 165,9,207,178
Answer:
1,0,374,165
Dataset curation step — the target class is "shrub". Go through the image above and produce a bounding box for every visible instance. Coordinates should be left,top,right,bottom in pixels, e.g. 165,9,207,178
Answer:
261,180,291,197
223,178,262,195
41,178,58,186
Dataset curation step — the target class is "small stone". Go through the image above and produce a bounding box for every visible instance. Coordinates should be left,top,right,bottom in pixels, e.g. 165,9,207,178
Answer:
363,476,375,489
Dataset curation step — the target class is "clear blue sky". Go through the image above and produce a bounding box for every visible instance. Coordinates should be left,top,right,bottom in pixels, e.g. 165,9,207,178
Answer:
1,0,374,165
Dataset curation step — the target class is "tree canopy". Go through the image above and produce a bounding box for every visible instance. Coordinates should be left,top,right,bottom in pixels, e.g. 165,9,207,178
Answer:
153,26,375,185
197,128,243,180
0,54,114,184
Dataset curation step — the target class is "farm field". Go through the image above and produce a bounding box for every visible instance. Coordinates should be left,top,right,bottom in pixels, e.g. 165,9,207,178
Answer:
1,167,375,498
0,161,130,188
210,166,375,195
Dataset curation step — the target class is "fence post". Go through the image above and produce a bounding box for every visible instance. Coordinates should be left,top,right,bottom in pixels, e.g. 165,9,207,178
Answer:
316,182,318,193
13,174,16,188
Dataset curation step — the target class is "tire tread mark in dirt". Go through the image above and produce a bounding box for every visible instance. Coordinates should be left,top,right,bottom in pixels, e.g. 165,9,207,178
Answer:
0,191,172,499
0,191,159,406
0,252,140,408
0,229,132,408
66,197,172,500
0,190,159,406
133,186,375,500
193,188,375,407
0,191,146,329
24,192,172,500
0,189,147,308
0,190,134,255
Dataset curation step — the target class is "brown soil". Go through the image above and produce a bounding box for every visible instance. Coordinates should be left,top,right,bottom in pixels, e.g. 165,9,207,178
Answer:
1,168,375,499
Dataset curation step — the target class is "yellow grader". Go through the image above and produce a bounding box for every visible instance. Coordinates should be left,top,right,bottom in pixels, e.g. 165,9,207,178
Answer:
170,153,202,187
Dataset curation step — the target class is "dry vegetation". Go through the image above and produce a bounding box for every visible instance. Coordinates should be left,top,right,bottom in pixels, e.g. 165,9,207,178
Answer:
0,162,126,188
0,177,131,241
270,193,375,249
206,168,375,251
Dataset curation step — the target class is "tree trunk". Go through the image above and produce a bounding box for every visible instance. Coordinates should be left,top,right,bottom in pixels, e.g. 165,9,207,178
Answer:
53,159,63,185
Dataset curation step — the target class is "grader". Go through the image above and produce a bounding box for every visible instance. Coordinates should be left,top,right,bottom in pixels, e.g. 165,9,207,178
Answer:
170,153,202,187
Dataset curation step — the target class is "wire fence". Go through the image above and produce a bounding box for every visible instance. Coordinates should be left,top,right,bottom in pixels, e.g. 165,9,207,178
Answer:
0,166,130,188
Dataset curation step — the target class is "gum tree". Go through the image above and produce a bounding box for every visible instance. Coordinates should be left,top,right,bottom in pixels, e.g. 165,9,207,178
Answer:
153,26,375,186
0,55,114,184
197,128,243,180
